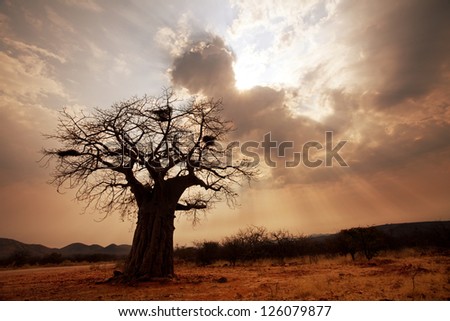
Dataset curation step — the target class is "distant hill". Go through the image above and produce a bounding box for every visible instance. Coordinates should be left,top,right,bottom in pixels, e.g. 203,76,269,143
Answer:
0,238,56,259
308,220,450,240
59,242,130,257
374,221,450,238
59,243,107,256
0,238,131,260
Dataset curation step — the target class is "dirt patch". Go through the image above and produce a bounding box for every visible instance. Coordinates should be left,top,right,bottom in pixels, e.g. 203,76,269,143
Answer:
0,255,448,300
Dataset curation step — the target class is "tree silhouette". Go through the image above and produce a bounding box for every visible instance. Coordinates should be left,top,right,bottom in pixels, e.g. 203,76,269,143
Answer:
42,88,255,280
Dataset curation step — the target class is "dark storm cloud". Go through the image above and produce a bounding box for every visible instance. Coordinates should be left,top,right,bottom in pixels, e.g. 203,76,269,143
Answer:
342,0,450,108
171,36,236,97
333,4,450,178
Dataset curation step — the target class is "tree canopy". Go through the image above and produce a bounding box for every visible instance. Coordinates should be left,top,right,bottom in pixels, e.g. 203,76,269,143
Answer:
42,89,255,221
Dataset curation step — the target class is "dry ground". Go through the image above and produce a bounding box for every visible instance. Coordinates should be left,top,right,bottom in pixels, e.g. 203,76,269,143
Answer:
0,251,449,300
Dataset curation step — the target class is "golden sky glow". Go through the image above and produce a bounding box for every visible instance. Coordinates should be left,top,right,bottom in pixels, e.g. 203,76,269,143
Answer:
0,0,449,247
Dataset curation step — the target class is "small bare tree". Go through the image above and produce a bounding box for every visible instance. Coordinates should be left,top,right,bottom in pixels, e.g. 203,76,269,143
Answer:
42,89,255,280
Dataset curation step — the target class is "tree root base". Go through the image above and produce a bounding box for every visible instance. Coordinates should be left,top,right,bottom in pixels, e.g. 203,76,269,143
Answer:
96,270,175,286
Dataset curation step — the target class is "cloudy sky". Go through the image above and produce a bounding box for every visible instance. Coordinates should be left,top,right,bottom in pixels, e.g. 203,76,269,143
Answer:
1,0,449,248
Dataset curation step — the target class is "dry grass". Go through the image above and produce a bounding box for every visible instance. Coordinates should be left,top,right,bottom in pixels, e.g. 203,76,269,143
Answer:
0,251,448,300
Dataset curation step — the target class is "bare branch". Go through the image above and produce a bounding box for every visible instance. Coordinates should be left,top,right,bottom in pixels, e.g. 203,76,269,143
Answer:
176,201,207,211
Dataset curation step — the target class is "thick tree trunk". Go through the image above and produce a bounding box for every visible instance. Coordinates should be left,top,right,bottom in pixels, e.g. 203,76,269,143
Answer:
123,195,176,280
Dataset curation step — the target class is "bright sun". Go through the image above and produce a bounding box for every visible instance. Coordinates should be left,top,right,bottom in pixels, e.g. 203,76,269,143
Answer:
232,60,265,91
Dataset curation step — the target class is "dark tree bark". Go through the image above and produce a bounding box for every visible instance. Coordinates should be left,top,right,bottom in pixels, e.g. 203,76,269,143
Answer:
124,180,184,279
125,200,175,279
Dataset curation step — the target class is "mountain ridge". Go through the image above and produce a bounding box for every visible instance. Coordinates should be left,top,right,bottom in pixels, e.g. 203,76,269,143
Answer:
0,238,131,259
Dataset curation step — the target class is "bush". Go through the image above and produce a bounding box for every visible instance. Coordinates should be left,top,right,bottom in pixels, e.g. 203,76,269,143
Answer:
221,237,244,266
174,245,197,263
336,227,387,260
196,241,220,266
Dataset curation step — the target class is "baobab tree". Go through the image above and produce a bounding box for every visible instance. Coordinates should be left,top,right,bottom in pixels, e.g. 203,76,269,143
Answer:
42,89,255,281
